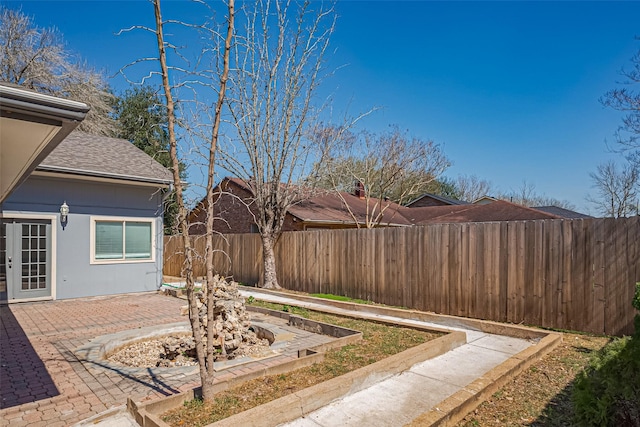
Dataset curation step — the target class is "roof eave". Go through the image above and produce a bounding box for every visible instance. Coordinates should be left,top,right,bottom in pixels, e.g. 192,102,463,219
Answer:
297,218,408,227
0,84,89,202
35,165,173,186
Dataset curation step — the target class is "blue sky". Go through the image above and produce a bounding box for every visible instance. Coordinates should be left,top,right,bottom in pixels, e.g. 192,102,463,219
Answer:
7,0,640,213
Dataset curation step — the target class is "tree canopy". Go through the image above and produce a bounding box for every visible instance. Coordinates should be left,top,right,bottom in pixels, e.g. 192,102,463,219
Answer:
314,126,450,202
601,39,640,160
0,6,115,135
590,39,640,216
113,86,171,165
112,85,186,233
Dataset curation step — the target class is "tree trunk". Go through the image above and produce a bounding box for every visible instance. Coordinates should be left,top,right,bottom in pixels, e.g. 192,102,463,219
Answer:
152,0,234,403
261,234,281,289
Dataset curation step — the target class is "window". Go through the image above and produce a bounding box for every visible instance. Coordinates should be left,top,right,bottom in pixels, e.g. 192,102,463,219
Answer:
91,217,154,263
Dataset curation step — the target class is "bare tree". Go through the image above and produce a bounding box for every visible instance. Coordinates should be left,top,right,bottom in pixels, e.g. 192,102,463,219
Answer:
218,0,344,289
453,174,494,203
317,125,450,227
588,160,639,218
121,0,235,402
498,180,575,209
0,6,115,135
601,39,640,156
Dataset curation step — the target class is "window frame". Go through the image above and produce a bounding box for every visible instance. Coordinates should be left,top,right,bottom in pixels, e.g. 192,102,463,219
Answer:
90,216,156,264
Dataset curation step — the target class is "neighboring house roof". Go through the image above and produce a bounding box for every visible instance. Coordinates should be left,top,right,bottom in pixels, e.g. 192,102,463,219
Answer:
398,205,475,223
192,177,573,231
406,193,468,207
205,177,410,227
289,191,411,226
532,206,594,219
415,200,561,224
36,131,173,185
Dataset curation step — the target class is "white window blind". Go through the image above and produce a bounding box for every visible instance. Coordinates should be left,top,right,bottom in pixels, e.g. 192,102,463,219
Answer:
125,222,152,259
93,219,153,262
95,222,123,260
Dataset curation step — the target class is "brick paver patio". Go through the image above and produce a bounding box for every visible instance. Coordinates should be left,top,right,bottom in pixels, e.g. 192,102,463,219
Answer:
0,291,336,426
1,292,203,426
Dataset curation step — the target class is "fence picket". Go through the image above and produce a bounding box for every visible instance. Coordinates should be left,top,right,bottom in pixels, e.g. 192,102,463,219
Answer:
163,217,640,335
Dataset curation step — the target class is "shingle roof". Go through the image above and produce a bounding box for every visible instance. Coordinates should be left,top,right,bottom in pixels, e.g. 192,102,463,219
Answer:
37,131,172,185
289,192,411,226
415,200,561,224
202,178,568,228
209,178,410,226
398,205,476,223
532,206,593,219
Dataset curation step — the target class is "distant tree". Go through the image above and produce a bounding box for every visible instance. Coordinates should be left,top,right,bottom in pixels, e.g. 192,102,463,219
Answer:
498,180,575,209
315,125,450,227
401,176,460,204
219,0,352,289
601,39,640,159
112,85,184,233
588,160,639,218
113,86,169,161
452,174,495,202
0,7,115,135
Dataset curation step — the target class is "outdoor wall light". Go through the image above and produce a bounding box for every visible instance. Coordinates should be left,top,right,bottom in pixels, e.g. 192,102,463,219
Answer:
60,201,69,223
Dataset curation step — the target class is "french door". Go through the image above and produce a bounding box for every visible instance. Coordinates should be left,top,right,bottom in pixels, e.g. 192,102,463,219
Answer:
0,219,52,301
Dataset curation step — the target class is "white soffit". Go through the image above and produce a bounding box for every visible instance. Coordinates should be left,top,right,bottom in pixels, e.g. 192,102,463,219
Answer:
0,84,89,203
0,116,60,202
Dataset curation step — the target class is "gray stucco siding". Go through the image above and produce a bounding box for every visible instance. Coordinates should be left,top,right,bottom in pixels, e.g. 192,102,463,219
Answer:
3,175,163,217
1,175,166,300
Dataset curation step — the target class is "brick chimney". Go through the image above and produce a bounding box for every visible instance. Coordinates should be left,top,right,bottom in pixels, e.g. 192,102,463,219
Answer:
354,181,365,199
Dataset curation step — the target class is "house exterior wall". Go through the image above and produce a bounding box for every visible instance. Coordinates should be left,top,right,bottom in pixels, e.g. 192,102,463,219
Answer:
188,180,304,235
1,175,164,300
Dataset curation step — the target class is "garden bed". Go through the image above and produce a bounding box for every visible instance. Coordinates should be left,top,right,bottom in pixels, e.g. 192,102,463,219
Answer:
130,302,454,427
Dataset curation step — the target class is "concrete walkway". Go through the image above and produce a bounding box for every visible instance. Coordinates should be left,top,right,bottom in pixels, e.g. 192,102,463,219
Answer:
239,289,536,427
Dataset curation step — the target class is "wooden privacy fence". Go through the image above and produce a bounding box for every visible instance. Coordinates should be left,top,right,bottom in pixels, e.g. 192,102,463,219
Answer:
164,217,640,336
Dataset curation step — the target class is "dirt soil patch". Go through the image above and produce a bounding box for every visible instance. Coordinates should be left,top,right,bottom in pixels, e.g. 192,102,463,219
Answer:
161,301,441,427
457,332,611,427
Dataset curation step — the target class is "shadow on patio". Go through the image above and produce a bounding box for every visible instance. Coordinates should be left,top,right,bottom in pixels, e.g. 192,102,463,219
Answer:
0,303,59,409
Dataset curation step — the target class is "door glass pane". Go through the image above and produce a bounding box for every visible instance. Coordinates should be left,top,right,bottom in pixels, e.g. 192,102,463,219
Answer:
16,221,50,294
95,222,123,259
125,222,152,259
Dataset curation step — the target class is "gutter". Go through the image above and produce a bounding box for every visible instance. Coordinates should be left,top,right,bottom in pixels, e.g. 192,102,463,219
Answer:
35,165,173,186
297,218,409,227
0,84,89,123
